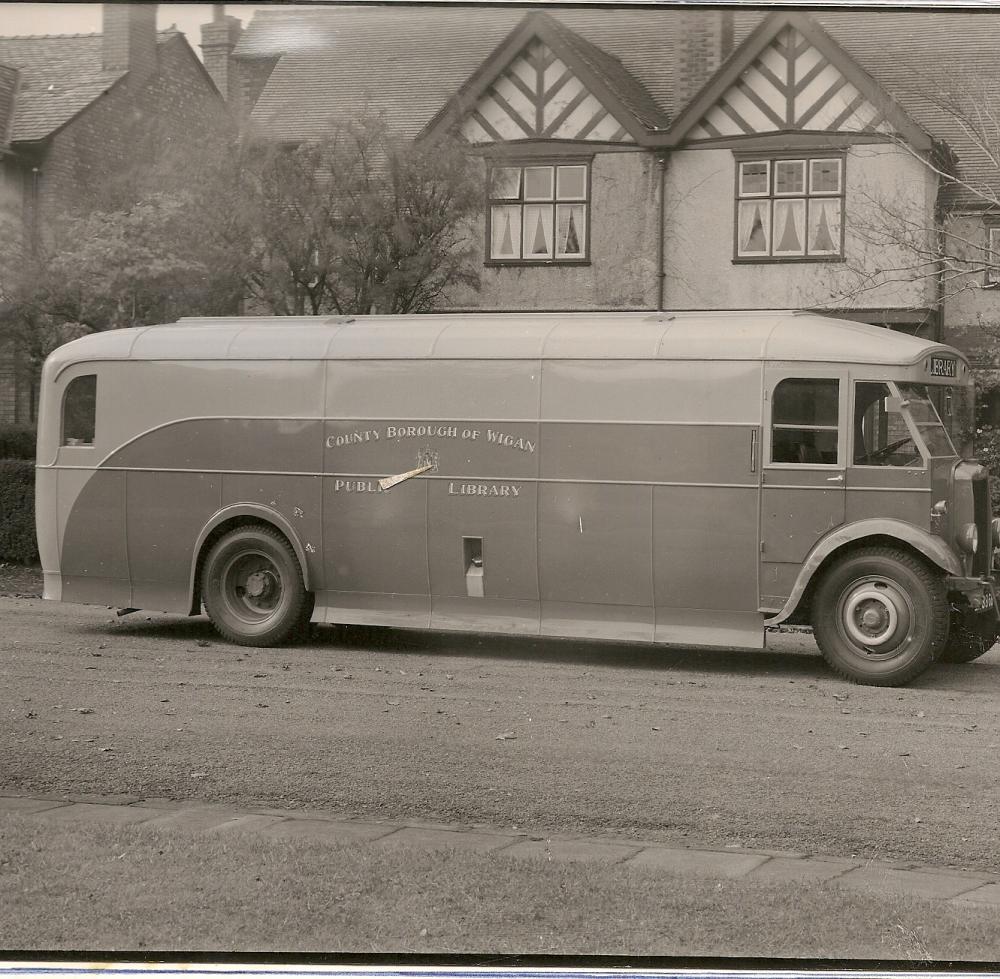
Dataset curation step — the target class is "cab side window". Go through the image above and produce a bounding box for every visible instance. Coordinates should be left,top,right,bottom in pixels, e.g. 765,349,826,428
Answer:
771,377,839,464
62,375,96,446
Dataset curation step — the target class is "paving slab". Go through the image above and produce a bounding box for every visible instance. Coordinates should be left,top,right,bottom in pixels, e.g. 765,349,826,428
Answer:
30,802,158,826
0,797,71,815
260,818,399,844
835,865,991,900
626,847,770,878
140,807,247,832
201,814,285,835
747,856,859,883
501,838,641,864
372,826,514,852
951,882,1000,906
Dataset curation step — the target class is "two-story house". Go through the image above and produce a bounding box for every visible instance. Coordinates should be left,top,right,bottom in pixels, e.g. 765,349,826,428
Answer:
0,3,231,423
211,5,1000,367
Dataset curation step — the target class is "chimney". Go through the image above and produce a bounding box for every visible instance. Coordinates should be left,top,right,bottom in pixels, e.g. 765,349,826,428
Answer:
102,3,158,86
200,5,243,104
673,10,730,113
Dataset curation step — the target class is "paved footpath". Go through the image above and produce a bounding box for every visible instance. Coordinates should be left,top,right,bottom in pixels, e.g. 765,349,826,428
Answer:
3,791,999,907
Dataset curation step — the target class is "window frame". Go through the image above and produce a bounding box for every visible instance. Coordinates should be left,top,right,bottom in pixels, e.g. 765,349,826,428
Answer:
733,151,846,264
768,375,843,468
485,159,592,267
986,225,1000,286
61,373,97,448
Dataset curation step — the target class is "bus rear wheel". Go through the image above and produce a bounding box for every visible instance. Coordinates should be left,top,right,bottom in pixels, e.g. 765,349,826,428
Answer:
811,547,949,686
202,524,313,646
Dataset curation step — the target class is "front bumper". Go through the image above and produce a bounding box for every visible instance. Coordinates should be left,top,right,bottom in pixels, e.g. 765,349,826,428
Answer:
946,575,1000,638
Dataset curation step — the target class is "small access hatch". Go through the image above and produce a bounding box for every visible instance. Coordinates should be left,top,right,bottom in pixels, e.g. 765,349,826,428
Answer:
464,537,484,598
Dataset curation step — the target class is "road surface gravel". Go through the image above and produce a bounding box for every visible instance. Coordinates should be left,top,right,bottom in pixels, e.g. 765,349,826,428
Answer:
3,596,999,872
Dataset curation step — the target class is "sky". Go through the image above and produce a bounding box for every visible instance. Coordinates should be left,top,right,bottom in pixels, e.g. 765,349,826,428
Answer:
0,3,314,54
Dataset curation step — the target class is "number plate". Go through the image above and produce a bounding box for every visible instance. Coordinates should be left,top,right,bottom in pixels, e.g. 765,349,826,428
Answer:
929,356,957,378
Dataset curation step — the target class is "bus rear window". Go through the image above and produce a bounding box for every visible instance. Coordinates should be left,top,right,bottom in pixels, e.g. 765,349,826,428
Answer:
63,375,96,446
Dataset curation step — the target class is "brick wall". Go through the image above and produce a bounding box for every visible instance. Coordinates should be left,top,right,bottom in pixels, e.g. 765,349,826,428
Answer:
672,10,731,113
102,3,158,86
36,33,232,224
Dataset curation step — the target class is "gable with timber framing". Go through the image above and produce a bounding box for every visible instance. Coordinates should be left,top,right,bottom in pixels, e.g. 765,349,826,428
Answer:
459,37,634,144
421,12,664,146
669,13,931,149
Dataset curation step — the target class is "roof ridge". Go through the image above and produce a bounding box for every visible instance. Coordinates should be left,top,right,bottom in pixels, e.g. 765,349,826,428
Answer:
0,31,101,40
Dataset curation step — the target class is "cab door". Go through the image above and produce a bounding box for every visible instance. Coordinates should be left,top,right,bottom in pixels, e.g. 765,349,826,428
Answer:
759,368,848,610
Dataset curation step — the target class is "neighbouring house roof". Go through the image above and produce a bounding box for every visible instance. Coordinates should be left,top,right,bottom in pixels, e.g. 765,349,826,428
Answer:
239,5,1000,209
0,63,17,145
241,7,690,144
0,29,183,145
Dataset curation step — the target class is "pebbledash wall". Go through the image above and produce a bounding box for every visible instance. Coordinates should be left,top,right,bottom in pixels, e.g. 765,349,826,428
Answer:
662,142,939,314
447,152,660,312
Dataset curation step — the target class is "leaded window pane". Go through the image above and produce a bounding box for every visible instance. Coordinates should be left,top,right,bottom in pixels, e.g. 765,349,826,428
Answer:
524,166,554,201
490,167,522,200
491,205,522,259
774,160,805,196
810,158,842,195
772,199,806,256
556,165,587,201
522,204,554,258
738,199,770,256
739,161,770,197
807,198,841,255
555,203,586,257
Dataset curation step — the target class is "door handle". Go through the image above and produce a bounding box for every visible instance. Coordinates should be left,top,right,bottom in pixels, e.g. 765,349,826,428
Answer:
827,474,845,483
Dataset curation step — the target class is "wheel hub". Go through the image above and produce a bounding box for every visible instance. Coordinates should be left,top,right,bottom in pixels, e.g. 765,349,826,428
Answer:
245,571,274,599
842,582,906,650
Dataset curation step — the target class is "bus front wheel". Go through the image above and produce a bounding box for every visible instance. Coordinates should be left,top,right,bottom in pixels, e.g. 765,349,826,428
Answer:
811,547,949,686
202,524,314,646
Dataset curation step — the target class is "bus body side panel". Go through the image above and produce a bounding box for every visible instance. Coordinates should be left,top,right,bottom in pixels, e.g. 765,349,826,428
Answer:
538,359,766,648
100,360,327,611
58,468,131,607
320,359,542,631
107,417,323,611
125,471,222,612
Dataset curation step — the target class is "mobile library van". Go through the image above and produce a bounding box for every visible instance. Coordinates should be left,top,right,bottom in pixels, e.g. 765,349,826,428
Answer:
35,311,999,685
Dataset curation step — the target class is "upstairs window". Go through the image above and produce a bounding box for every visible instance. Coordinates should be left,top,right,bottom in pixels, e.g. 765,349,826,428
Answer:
771,377,839,464
488,162,589,264
62,374,96,446
736,156,844,261
986,226,1000,285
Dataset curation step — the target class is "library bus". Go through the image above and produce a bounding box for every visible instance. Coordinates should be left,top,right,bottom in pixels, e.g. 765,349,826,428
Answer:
35,310,1000,686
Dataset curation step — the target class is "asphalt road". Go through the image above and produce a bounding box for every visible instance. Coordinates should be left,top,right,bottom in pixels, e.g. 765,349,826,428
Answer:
3,595,1000,873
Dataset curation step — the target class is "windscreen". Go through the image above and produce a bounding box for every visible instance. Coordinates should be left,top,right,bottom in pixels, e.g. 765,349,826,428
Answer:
853,382,956,465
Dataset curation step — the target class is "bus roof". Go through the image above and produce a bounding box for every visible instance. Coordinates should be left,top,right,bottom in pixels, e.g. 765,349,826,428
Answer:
46,310,964,372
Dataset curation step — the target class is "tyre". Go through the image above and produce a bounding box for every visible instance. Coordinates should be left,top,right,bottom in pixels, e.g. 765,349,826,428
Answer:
202,524,314,646
939,620,1000,664
811,547,949,686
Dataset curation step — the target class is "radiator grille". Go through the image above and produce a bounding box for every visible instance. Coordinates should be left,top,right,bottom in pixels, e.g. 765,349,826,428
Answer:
973,476,991,576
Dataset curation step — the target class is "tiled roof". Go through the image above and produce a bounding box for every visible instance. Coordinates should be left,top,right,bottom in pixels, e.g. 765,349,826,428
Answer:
244,7,688,142
0,29,177,143
0,63,17,145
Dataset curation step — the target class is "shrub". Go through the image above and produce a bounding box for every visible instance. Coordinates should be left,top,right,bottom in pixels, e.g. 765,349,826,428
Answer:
0,424,36,460
0,460,37,564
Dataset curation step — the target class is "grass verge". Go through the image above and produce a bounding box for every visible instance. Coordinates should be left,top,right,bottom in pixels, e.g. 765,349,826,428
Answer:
2,812,998,958
0,561,42,598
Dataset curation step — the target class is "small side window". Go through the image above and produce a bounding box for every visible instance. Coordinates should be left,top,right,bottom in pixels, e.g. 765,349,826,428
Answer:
62,375,96,446
771,377,839,464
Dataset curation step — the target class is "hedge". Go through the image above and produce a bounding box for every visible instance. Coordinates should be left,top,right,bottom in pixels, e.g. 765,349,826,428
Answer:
0,424,36,461
0,460,37,564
